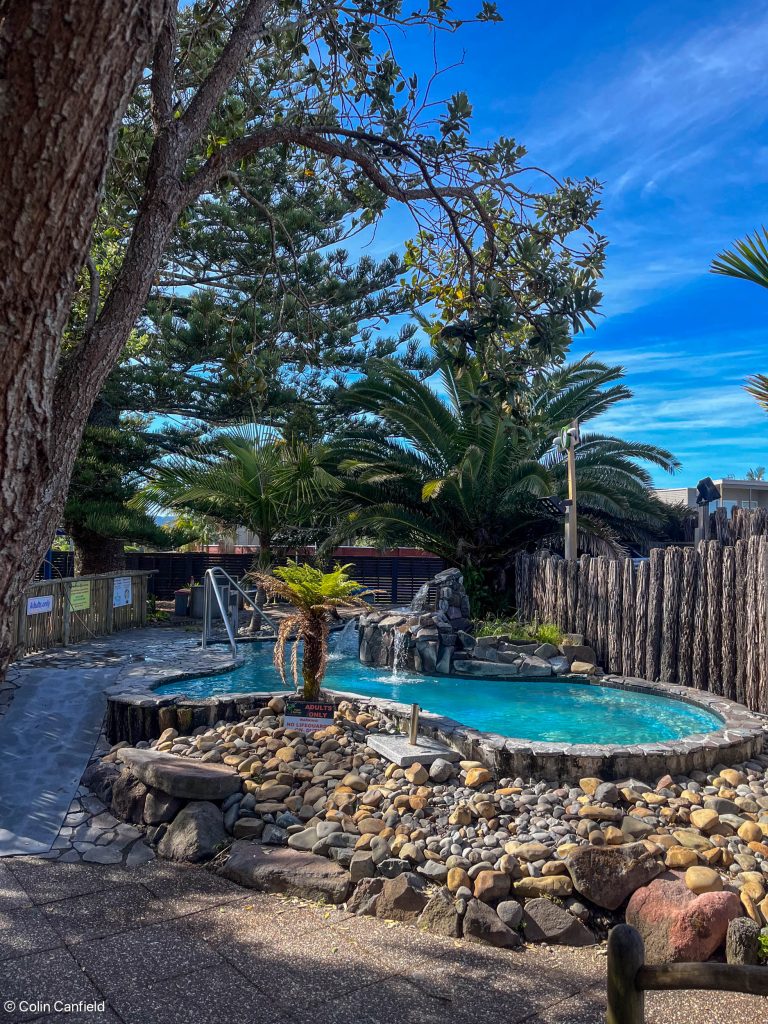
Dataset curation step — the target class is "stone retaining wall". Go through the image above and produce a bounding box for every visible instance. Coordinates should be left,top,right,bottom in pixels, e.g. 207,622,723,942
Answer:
106,674,765,783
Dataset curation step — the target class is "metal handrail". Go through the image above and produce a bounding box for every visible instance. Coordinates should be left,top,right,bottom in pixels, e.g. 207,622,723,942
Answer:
201,567,277,653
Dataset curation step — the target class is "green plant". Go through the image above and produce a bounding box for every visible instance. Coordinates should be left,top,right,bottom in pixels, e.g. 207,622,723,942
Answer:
250,562,374,700
331,354,678,613
758,934,768,962
475,615,564,646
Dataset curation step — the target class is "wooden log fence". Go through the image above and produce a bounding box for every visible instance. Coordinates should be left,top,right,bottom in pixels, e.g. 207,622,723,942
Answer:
515,539,768,714
606,923,768,1023
11,570,154,658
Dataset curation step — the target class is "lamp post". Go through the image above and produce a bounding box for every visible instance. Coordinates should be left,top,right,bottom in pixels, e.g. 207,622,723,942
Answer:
556,419,580,560
694,476,721,545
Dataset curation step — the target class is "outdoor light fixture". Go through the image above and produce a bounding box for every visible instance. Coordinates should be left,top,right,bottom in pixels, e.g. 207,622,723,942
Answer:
538,495,569,517
695,477,721,505
694,476,721,543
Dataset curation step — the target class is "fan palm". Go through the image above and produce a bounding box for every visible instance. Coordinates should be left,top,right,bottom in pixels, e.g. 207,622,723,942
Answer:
251,561,374,699
133,428,340,605
331,356,679,610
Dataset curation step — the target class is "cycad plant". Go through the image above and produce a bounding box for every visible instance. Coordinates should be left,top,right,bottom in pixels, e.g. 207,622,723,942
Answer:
331,356,678,610
250,561,373,699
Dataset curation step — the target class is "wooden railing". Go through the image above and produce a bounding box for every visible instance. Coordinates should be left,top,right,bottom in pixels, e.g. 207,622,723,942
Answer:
606,924,768,1022
12,570,155,657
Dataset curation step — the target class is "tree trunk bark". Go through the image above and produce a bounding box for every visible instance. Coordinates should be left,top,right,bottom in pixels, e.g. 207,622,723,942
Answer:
72,532,126,576
0,0,168,675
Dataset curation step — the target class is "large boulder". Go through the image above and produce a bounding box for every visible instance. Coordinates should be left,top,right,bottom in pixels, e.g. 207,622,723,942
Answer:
111,768,148,824
81,760,119,805
626,875,741,963
117,748,241,801
143,787,184,825
221,841,350,904
373,873,428,923
726,917,760,965
463,898,522,948
565,842,663,910
418,888,462,938
521,898,595,947
157,801,228,863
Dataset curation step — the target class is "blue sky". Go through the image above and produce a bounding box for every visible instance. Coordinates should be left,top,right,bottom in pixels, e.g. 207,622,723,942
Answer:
365,1,768,486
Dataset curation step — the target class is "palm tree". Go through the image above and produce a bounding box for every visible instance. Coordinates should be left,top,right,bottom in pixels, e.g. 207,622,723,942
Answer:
331,356,679,610
746,467,766,481
134,428,340,609
251,561,373,699
712,228,768,290
712,230,768,413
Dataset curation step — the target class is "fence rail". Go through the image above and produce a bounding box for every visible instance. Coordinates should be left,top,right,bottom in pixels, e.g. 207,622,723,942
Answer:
13,570,154,658
515,540,768,713
606,924,768,1023
39,551,445,605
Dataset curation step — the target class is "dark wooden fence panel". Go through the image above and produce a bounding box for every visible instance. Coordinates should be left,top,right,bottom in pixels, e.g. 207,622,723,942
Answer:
515,542,768,713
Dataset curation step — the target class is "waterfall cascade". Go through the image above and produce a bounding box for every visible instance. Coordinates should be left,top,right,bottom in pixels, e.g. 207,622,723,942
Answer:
391,628,408,678
333,617,360,658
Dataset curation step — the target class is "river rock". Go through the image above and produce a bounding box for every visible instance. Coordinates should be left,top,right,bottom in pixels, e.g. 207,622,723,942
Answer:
221,842,351,903
566,842,663,910
626,876,741,963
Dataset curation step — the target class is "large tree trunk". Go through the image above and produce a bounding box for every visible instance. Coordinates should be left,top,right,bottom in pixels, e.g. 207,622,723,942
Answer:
0,0,168,674
72,533,126,577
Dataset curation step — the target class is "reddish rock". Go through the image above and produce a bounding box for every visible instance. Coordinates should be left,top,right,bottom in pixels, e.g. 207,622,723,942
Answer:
626,875,740,963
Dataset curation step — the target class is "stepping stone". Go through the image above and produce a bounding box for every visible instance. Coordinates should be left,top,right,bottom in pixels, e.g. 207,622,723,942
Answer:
117,748,241,800
367,734,461,768
221,841,350,904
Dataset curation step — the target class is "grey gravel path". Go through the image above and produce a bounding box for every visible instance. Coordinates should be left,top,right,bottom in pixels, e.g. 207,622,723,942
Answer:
0,630,234,857
0,857,764,1024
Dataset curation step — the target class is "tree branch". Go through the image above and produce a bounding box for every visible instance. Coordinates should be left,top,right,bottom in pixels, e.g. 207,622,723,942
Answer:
150,5,178,130
85,257,100,332
179,0,270,140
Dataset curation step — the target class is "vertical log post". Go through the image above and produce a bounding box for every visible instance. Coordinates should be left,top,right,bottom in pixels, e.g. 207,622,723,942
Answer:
706,542,723,695
677,547,696,689
607,558,622,674
575,554,590,638
692,542,709,690
660,547,681,683
606,925,645,1024
634,560,649,679
645,548,664,682
621,558,635,677
721,546,736,700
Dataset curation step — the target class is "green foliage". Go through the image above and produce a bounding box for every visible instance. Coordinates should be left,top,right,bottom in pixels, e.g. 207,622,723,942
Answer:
133,428,339,569
330,354,678,611
758,933,768,962
712,228,768,290
475,616,563,645
271,562,369,610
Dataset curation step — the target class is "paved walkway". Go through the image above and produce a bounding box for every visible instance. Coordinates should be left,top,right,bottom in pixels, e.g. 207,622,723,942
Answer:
0,856,764,1024
0,630,234,857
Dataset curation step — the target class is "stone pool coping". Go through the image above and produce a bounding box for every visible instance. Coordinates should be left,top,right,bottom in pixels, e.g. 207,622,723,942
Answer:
104,651,766,782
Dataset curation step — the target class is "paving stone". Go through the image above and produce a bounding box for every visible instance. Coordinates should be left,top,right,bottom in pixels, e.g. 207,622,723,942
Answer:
40,882,168,943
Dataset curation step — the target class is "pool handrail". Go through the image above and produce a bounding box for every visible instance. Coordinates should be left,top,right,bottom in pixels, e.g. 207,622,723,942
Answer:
201,567,277,653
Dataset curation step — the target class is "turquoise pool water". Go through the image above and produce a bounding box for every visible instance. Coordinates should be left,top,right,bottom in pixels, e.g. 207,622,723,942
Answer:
153,643,723,745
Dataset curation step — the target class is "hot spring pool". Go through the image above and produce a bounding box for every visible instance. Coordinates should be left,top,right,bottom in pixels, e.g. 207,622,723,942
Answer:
153,643,723,746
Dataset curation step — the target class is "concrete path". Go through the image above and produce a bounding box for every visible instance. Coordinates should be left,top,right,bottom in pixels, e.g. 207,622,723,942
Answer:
0,630,234,857
0,856,764,1024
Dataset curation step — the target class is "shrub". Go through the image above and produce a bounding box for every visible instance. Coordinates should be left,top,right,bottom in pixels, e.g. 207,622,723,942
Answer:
475,615,564,646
